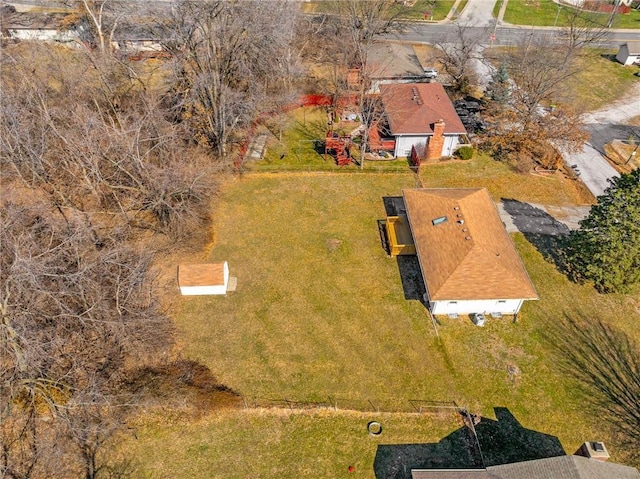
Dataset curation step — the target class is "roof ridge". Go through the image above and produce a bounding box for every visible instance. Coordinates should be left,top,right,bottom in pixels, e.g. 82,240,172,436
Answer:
432,244,476,297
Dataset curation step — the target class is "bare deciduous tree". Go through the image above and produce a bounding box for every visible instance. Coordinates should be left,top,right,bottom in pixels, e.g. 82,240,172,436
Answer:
433,22,485,97
557,6,611,52
0,201,173,477
317,0,406,168
161,0,301,161
480,34,588,172
0,43,220,241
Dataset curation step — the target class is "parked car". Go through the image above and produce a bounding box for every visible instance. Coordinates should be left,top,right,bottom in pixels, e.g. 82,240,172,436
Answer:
423,68,438,79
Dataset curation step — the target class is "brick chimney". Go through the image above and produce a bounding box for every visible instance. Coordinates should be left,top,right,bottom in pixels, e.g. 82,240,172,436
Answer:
575,442,610,461
426,119,446,161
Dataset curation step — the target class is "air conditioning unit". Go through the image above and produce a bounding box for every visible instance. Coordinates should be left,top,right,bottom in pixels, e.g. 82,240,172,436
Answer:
472,313,486,327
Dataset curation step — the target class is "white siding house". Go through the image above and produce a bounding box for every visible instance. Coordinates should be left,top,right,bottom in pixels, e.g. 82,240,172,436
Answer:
402,188,538,317
379,83,468,160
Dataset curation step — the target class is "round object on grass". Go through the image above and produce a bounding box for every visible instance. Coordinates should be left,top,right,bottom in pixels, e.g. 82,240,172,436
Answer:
367,421,382,435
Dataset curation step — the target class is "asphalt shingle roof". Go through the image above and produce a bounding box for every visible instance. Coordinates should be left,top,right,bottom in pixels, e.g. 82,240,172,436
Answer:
403,188,538,301
380,83,467,136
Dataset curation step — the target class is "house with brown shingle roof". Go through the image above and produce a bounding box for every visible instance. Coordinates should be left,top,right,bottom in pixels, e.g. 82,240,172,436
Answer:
402,188,537,316
412,455,640,479
379,83,468,159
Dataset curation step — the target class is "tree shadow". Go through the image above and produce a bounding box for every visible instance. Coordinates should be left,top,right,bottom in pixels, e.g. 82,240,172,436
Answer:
501,198,571,274
545,311,640,460
373,407,566,479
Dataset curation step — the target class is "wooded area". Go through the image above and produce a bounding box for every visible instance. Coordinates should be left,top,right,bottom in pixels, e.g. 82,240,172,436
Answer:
0,1,304,475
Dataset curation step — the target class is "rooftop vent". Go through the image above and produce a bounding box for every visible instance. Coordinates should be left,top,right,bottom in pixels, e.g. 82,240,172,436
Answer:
457,220,464,225
411,87,423,105
432,216,448,226
465,236,471,240
454,206,460,211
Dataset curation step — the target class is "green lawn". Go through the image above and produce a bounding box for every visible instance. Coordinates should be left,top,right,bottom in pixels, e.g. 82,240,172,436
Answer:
124,165,640,477
502,0,640,28
566,50,640,111
400,0,457,21
257,108,412,172
486,47,640,112
303,0,457,21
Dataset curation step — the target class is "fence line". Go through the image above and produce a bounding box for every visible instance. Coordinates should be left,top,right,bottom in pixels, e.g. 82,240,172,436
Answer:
241,396,464,416
248,165,414,174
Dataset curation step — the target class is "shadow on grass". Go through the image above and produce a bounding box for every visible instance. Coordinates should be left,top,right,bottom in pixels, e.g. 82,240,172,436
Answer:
501,198,572,274
380,196,426,301
396,255,426,301
373,407,565,479
546,312,640,460
291,116,329,141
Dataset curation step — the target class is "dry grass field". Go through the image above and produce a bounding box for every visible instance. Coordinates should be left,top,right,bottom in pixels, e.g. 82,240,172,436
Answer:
122,154,639,477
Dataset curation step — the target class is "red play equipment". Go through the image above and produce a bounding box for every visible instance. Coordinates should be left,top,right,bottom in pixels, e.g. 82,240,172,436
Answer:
325,131,352,166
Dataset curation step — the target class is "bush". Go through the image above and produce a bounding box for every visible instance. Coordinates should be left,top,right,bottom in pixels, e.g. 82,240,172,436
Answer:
456,146,474,160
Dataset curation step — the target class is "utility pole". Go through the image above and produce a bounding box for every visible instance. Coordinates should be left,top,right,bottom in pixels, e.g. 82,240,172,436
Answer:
607,0,622,28
554,5,562,27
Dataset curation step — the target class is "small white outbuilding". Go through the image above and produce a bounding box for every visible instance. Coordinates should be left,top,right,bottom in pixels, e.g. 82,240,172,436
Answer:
616,41,640,66
178,262,229,296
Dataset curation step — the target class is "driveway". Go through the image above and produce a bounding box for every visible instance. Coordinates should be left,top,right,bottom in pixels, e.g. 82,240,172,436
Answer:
561,81,640,198
455,0,498,26
496,201,590,235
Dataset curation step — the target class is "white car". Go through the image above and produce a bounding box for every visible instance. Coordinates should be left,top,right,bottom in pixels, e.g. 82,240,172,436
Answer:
423,68,438,79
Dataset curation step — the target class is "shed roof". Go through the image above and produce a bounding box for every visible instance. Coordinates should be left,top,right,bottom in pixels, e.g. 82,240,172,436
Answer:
402,188,538,302
178,262,227,288
622,41,640,55
380,83,467,135
367,42,425,79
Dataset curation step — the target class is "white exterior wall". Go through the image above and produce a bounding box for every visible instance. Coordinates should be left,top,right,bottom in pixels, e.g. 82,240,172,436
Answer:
180,285,226,295
430,298,525,316
443,135,459,157
394,134,462,158
616,45,639,66
8,29,78,43
395,135,427,158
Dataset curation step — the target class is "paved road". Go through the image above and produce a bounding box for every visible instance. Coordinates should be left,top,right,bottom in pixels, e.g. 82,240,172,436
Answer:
586,124,640,157
397,24,638,49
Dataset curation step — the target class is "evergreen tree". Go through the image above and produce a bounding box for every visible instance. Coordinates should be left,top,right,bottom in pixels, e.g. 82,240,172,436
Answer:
566,169,640,293
486,62,510,105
